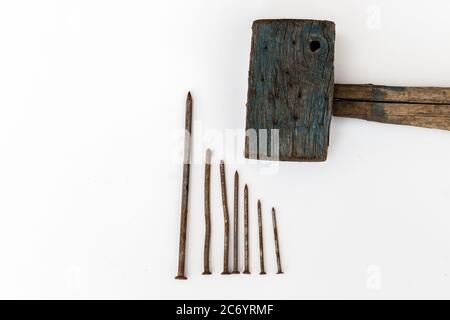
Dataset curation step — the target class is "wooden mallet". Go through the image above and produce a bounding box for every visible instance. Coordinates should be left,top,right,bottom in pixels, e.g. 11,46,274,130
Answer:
245,19,450,162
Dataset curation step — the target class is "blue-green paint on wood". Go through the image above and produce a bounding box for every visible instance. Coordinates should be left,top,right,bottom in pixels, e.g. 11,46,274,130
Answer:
245,19,335,161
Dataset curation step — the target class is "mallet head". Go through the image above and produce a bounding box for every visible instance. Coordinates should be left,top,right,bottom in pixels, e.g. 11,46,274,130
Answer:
245,19,335,162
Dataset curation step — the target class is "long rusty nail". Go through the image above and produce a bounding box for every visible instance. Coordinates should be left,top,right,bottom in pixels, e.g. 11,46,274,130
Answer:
220,160,230,275
243,184,250,274
257,200,266,275
175,92,192,280
202,149,212,275
272,207,283,274
232,171,240,274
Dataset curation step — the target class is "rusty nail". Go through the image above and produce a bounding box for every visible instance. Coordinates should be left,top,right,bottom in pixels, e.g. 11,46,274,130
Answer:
175,92,192,280
257,200,266,275
220,160,230,275
232,171,240,274
202,149,212,275
272,207,283,274
243,184,250,274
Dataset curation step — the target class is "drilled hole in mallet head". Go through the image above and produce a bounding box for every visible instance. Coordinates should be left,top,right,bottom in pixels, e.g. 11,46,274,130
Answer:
309,40,320,52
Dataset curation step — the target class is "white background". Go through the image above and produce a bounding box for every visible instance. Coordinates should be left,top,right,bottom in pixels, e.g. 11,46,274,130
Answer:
0,0,449,299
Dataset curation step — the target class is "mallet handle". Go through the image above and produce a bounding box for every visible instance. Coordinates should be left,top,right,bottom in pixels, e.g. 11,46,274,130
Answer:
333,84,450,131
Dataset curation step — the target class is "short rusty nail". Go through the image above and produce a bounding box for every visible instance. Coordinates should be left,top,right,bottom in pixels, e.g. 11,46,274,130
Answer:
202,149,212,275
220,160,230,275
243,184,250,274
231,171,240,274
257,200,266,275
272,207,283,274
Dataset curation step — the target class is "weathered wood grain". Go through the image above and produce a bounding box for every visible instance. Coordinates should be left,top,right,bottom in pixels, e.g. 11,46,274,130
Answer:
335,84,450,104
245,19,335,161
334,84,450,131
